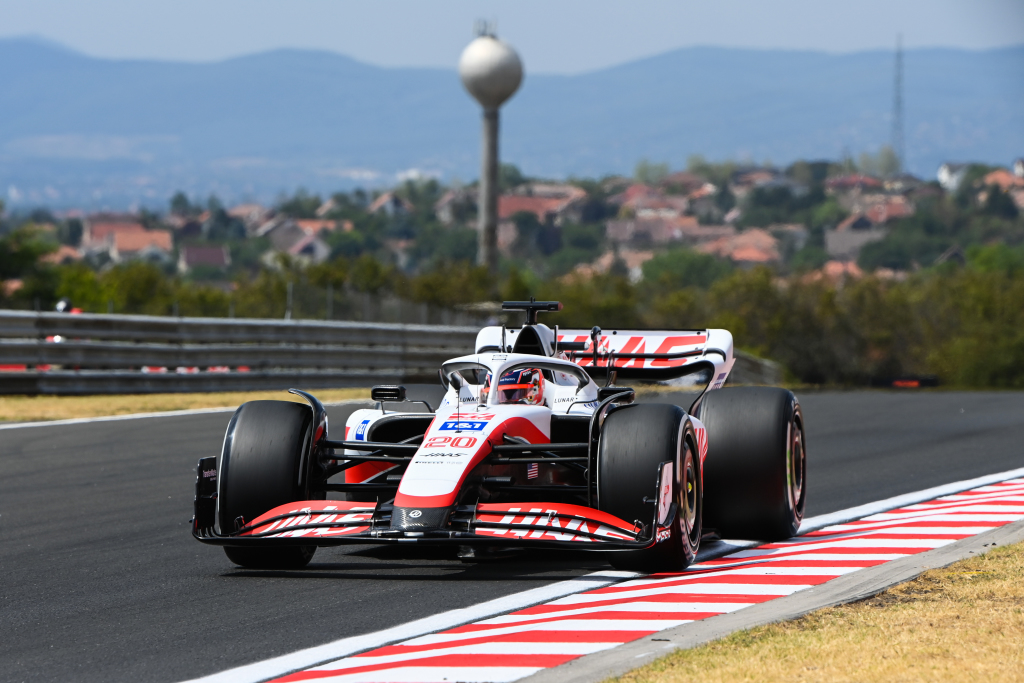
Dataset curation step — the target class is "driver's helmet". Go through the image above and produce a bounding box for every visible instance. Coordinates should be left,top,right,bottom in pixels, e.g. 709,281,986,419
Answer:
495,368,545,405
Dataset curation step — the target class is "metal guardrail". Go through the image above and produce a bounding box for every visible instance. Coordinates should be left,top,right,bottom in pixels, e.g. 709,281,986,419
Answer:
0,311,475,346
0,370,435,395
0,311,784,395
0,311,478,395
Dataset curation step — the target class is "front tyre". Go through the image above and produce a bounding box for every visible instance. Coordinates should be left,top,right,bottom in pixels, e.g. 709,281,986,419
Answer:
598,403,700,572
218,400,318,569
699,387,806,540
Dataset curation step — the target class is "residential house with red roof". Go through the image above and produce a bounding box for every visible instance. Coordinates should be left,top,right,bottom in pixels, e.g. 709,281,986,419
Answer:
498,184,587,226
110,230,173,263
981,169,1024,192
368,192,415,218
825,174,884,193
178,245,231,274
695,228,780,266
81,217,173,264
261,220,330,267
496,184,588,254
825,213,887,261
42,245,83,265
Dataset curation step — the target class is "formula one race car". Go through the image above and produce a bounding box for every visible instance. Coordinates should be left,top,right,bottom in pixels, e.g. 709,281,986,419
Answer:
192,300,806,573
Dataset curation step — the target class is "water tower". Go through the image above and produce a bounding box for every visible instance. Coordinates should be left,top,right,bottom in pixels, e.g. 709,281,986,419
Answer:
459,25,523,270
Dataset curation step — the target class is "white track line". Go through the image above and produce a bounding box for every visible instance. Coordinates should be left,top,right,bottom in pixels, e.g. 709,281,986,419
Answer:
180,571,635,683
798,466,1024,533
180,465,1024,683
0,399,372,431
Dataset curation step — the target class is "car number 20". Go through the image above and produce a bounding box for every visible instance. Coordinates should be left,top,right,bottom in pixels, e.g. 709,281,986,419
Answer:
424,435,478,450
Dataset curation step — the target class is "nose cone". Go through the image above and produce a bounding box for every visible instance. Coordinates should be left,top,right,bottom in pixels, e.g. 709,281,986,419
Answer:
391,506,451,532
458,35,523,110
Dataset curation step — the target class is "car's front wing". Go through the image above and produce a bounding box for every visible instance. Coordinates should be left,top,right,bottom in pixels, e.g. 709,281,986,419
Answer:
192,498,670,551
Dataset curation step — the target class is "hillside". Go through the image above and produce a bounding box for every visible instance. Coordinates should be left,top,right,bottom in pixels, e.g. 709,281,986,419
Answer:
0,37,1021,207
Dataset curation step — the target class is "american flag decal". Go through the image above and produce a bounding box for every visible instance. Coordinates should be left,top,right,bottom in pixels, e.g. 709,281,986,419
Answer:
527,462,539,479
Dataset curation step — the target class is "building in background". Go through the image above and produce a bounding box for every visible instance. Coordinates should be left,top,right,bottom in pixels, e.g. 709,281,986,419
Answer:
178,245,231,274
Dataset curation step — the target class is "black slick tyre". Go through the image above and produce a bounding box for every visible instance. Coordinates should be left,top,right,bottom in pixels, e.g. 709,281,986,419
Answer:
598,403,700,572
698,387,806,540
218,400,317,569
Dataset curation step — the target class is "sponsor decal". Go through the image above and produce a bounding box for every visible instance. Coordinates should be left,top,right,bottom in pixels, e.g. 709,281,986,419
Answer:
409,510,422,519
417,452,462,458
252,503,378,538
439,420,488,432
554,397,596,408
202,469,216,479
656,527,672,542
473,507,636,542
355,419,370,441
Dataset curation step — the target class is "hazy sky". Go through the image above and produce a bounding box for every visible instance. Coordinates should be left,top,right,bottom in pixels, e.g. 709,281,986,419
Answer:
3,0,1023,73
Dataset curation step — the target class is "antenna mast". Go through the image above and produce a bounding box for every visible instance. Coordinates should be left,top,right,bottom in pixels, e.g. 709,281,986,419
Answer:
891,34,905,175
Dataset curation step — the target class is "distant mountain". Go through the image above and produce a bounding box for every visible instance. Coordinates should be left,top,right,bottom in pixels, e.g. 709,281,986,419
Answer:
1,37,1021,208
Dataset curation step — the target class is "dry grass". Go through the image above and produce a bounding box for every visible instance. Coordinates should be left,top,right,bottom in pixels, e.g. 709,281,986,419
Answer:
612,540,1024,683
0,388,370,423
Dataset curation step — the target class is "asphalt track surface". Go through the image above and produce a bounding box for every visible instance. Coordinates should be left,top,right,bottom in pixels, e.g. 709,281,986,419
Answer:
2,389,1024,683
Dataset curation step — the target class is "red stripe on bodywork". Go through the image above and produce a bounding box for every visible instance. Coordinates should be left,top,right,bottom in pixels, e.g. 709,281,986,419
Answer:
394,415,549,508
615,336,646,368
344,461,393,485
650,335,707,367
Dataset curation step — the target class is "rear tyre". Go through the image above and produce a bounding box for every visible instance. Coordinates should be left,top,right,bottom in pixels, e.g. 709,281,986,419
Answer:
218,400,318,569
598,403,700,572
698,387,806,540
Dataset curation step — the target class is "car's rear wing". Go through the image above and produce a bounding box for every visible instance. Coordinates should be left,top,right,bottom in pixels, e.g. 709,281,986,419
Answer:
556,328,734,384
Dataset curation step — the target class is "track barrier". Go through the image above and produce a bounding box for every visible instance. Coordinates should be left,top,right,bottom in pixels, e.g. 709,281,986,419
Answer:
0,310,478,395
0,310,783,395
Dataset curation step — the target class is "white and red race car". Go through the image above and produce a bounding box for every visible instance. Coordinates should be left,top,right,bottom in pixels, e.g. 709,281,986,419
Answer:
193,300,806,572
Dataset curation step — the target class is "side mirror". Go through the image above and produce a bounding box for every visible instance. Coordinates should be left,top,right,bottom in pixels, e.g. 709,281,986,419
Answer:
448,373,464,391
371,385,406,402
597,386,635,404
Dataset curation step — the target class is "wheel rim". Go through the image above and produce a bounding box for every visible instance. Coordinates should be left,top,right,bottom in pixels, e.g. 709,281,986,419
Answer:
681,446,700,546
787,419,806,519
